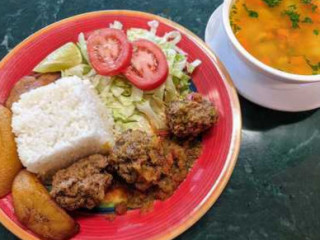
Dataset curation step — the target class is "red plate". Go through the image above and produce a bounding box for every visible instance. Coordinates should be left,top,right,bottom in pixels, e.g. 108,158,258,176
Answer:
0,10,241,240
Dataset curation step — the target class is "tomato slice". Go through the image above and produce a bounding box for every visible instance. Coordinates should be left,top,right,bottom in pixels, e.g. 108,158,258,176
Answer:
124,39,169,90
87,28,132,76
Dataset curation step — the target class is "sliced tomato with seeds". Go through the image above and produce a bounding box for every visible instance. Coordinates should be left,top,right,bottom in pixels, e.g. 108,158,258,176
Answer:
124,39,169,90
87,28,132,76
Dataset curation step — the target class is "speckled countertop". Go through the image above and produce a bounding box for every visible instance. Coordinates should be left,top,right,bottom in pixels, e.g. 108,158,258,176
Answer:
1,0,320,239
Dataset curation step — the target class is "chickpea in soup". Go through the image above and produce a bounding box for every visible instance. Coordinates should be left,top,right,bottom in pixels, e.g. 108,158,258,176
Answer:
230,0,320,75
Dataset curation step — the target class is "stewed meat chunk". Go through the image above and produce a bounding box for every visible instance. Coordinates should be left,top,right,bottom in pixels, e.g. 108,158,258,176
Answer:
111,130,167,191
50,154,112,211
166,93,217,138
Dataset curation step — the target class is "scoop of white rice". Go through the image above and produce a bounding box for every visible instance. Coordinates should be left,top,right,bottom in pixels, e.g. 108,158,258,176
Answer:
11,76,114,176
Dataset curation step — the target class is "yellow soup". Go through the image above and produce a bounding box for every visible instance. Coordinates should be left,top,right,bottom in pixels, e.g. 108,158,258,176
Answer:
230,0,320,75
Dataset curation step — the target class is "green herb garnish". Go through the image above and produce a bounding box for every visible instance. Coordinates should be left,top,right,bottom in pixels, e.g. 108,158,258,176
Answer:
230,5,242,33
231,4,238,14
302,0,318,12
302,17,313,23
263,0,282,7
313,29,319,35
312,4,318,12
230,21,242,33
243,4,259,18
283,5,300,29
305,57,320,74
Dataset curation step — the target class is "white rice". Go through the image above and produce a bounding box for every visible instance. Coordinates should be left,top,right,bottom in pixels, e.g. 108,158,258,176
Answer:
11,76,114,176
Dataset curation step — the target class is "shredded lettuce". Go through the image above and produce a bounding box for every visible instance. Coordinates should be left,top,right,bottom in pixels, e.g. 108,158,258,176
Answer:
111,85,125,97
109,21,123,30
187,59,202,74
148,20,159,34
171,54,187,78
95,75,112,93
131,86,143,102
136,100,167,130
90,75,151,133
118,95,134,106
127,28,161,43
113,105,135,121
77,33,90,64
153,84,165,100
62,64,91,78
164,75,178,102
72,20,201,134
162,48,176,69
115,114,152,134
161,31,182,45
150,96,166,124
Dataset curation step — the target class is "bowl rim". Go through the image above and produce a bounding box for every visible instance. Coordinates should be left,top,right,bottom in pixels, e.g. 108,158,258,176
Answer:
222,0,320,83
0,10,242,240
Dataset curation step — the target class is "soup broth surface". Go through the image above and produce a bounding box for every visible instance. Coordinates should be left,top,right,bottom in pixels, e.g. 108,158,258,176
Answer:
230,0,320,75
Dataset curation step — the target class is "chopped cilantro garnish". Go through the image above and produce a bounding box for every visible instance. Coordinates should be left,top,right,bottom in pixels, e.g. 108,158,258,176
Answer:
302,17,313,23
230,21,242,33
230,4,242,33
301,0,318,12
314,29,319,35
305,57,320,74
263,0,282,7
231,5,238,14
312,4,318,12
283,5,300,29
243,4,259,18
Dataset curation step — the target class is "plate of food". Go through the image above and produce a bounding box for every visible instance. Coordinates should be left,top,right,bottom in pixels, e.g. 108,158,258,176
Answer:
0,10,241,240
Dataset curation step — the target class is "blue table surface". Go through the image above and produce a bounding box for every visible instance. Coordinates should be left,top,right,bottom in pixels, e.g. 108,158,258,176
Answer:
1,0,320,239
